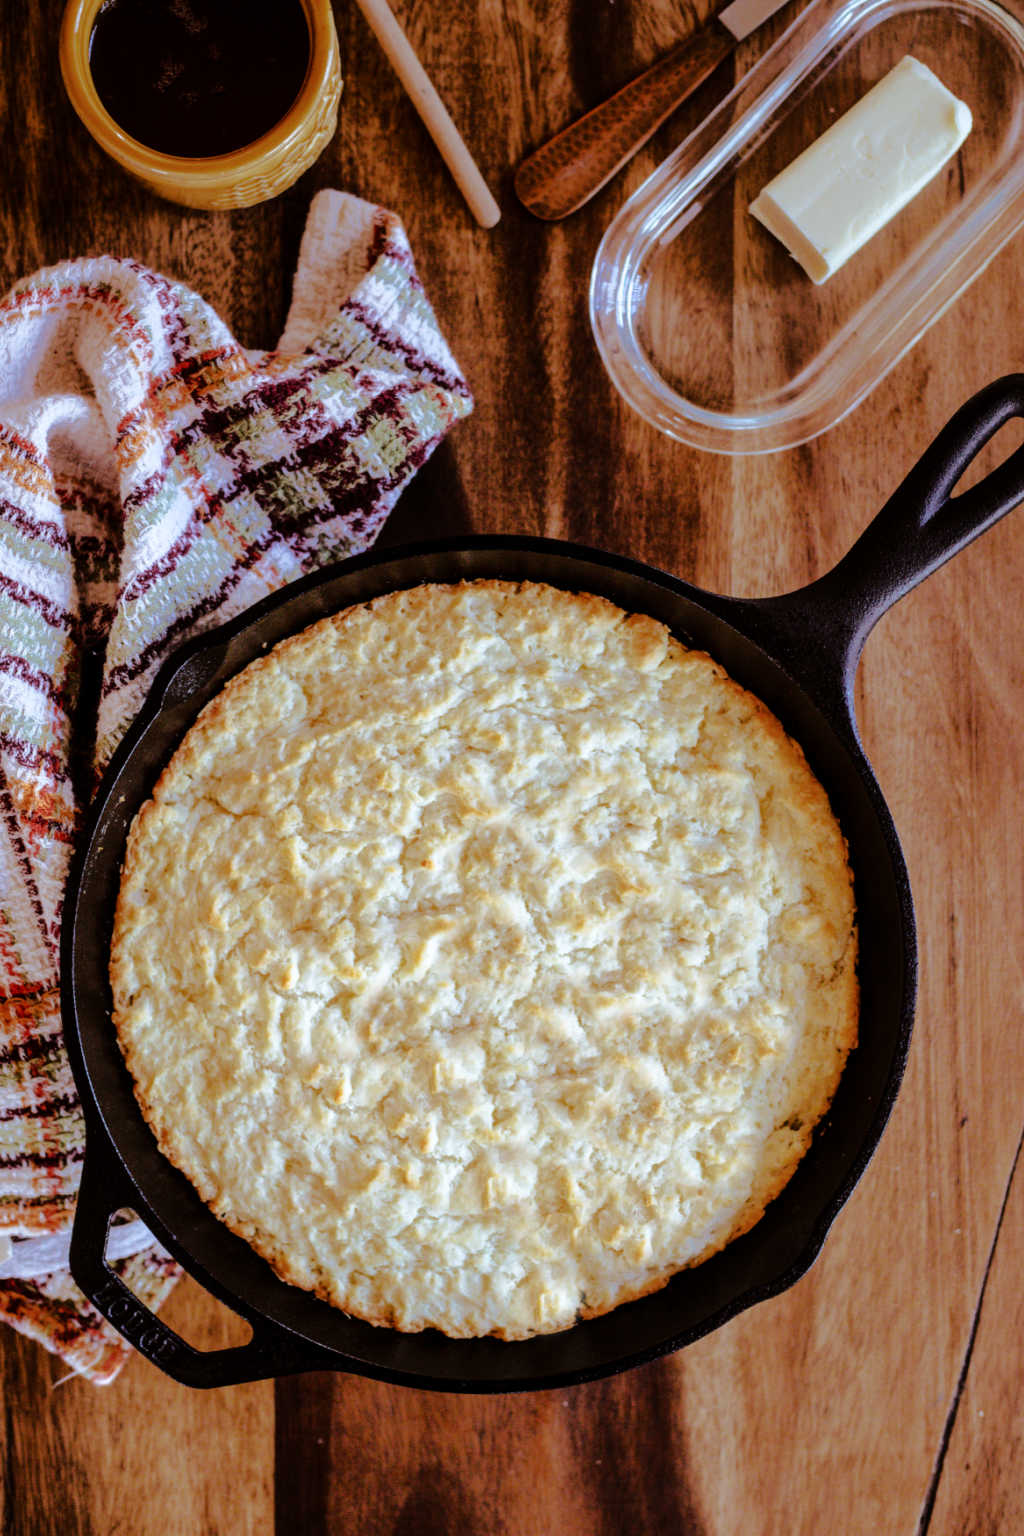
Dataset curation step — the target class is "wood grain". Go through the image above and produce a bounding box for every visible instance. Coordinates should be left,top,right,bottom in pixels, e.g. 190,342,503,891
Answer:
1,1275,273,1536
925,1131,1024,1535
1,1,1022,1532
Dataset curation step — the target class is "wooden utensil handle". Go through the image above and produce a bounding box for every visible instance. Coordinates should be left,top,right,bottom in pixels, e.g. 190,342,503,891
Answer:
352,0,501,227
514,24,735,221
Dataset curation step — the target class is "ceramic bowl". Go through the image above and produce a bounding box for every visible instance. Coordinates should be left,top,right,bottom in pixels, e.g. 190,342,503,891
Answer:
59,0,342,210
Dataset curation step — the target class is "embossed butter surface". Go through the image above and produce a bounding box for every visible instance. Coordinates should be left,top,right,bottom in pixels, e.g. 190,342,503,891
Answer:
749,55,972,283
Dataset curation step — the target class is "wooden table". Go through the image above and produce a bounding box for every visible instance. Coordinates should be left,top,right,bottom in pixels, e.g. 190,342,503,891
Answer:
2,1,1022,1531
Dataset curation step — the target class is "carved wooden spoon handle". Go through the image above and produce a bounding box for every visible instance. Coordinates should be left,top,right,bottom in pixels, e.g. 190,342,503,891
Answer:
514,23,735,221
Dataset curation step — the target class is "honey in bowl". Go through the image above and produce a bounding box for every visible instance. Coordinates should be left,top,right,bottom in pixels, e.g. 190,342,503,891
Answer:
88,0,312,158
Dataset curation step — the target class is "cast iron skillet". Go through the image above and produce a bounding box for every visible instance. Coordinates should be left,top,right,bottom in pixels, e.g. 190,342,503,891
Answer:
63,377,1024,1389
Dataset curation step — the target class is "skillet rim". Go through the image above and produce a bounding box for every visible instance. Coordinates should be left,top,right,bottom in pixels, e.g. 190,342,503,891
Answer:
62,534,916,1389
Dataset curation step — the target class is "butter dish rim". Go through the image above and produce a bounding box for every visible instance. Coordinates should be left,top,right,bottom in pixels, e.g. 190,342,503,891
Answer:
590,0,1024,454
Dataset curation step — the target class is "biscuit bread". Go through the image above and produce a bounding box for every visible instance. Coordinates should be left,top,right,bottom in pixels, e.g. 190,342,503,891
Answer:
110,580,858,1339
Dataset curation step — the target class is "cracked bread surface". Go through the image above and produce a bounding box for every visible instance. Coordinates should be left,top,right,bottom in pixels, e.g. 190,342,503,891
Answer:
110,580,858,1339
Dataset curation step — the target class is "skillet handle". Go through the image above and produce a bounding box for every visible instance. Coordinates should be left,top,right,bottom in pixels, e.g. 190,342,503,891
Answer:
828,373,1024,636
747,375,1024,710
70,1138,334,1387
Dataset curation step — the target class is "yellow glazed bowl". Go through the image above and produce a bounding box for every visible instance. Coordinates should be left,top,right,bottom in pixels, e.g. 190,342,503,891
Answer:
59,0,342,210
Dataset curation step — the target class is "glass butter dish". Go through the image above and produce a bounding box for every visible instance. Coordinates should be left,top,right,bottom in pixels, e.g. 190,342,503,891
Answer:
590,0,1024,453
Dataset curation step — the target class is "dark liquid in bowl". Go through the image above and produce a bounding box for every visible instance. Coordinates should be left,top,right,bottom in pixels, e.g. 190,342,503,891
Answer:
88,0,311,158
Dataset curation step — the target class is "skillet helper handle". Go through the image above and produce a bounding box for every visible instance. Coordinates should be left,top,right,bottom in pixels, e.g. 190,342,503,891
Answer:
828,374,1024,645
71,1142,329,1387
514,23,734,220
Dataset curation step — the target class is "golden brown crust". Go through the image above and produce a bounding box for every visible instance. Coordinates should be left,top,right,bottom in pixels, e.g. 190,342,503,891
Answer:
111,580,858,1339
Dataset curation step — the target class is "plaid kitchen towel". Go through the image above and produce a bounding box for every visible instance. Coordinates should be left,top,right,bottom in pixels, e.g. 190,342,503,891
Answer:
0,189,472,1383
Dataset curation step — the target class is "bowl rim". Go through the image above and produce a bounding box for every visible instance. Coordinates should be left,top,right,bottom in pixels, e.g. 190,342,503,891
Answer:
58,0,337,187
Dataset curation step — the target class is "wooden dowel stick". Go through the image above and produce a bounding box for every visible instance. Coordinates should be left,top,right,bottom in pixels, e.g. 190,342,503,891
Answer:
352,0,501,228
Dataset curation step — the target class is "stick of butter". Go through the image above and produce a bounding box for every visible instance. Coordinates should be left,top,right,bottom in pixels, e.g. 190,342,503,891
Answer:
749,56,972,283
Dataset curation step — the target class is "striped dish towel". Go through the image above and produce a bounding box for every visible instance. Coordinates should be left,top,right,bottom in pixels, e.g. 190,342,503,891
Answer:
0,189,472,1383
